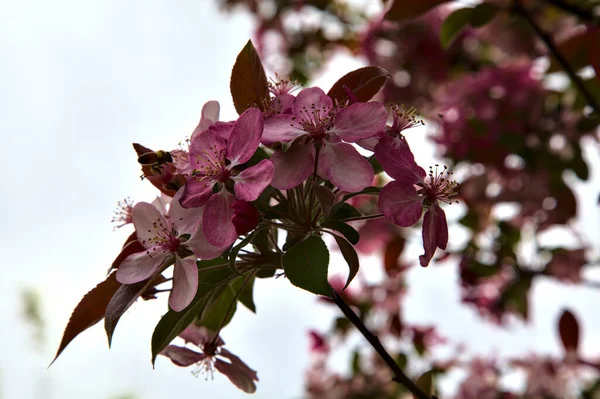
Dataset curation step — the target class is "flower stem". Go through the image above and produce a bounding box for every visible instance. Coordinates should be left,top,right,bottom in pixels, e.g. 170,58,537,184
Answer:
514,0,600,114
338,213,384,223
330,287,433,399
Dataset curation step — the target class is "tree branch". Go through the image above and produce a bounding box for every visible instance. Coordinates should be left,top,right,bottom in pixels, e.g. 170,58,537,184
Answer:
514,0,600,114
331,287,434,399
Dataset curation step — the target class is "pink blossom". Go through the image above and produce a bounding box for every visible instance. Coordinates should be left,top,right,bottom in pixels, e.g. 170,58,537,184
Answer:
180,108,274,247
111,198,135,229
116,188,226,312
358,104,424,151
261,87,387,191
308,330,329,355
161,325,259,393
377,141,458,266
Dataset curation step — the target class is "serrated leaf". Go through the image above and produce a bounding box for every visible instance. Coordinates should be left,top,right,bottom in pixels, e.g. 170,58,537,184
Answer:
322,221,360,245
440,8,473,48
282,236,332,297
104,273,160,347
327,66,391,103
386,0,450,21
331,234,360,290
313,183,336,218
51,273,122,365
230,40,270,115
470,3,499,27
559,309,580,354
150,265,235,364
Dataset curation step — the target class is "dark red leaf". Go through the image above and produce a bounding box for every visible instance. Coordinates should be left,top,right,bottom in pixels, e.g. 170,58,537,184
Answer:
327,66,391,104
51,273,122,365
386,0,450,21
558,309,580,354
107,232,144,274
384,237,405,276
230,40,270,115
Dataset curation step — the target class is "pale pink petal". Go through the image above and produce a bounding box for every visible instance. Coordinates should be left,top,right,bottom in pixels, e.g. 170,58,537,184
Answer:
208,121,234,140
179,324,220,346
272,94,295,114
186,217,228,259
179,179,215,209
227,108,264,166
319,142,374,192
374,135,426,184
169,256,199,312
419,203,448,267
191,100,221,140
189,130,227,170
203,191,238,247
160,345,205,367
378,181,423,227
292,87,332,115
356,135,380,151
116,251,166,284
270,144,314,189
262,114,303,145
132,202,169,246
168,187,203,234
215,349,259,393
233,159,274,201
330,102,387,142
151,194,171,215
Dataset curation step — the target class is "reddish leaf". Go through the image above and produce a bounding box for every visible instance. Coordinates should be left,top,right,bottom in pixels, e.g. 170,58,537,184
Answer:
327,66,391,104
51,273,122,365
386,0,450,21
104,273,161,346
132,142,153,156
230,40,270,115
384,237,405,276
107,232,144,274
559,309,580,355
549,28,600,73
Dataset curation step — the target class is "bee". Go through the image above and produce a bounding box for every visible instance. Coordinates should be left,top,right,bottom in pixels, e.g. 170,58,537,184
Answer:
137,150,173,166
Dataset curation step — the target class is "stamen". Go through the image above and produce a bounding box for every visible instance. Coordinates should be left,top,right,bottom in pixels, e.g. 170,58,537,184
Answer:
389,104,424,136
111,198,134,229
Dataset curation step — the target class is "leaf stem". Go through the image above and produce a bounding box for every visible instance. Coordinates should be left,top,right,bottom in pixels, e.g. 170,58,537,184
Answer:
338,213,384,223
330,287,433,399
513,0,600,114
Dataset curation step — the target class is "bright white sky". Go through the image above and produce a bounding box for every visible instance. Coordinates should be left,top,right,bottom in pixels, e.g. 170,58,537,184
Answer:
1,1,600,398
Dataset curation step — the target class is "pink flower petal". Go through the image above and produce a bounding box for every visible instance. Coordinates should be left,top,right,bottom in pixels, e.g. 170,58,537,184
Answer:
203,191,238,247
374,135,426,184
215,349,259,393
379,181,423,227
132,202,168,246
160,345,205,367
179,179,215,209
262,114,303,145
189,130,227,170
169,256,199,312
227,108,264,166
319,142,374,192
330,102,387,142
419,203,448,267
292,87,332,115
191,100,221,140
169,187,203,234
270,144,315,190
179,324,220,346
272,93,295,114
233,159,274,201
208,121,234,140
186,217,228,259
116,251,166,284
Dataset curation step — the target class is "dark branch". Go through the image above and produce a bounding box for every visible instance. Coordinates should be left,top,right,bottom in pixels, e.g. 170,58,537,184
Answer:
541,0,598,23
331,287,433,399
514,0,600,114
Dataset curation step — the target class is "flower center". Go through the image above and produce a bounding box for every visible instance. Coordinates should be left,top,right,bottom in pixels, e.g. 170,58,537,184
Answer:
421,164,459,204
143,217,182,255
388,104,424,137
292,103,334,140
193,145,230,184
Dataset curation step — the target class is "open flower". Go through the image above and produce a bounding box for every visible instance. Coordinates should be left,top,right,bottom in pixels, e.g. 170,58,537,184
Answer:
180,108,274,247
377,137,458,266
161,325,259,393
261,87,386,191
116,188,226,312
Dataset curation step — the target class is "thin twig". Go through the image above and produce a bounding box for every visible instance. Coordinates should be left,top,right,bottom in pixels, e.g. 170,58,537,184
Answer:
338,213,384,223
514,0,600,114
541,0,598,23
331,287,433,399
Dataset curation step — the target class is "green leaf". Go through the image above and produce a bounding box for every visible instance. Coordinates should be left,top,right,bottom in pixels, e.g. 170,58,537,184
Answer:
339,186,380,204
327,66,391,103
321,221,360,245
414,370,436,398
370,156,384,174
197,284,238,331
150,265,235,364
234,275,256,313
331,234,360,290
386,0,450,21
327,203,361,222
440,8,473,49
470,3,499,27
229,228,264,275
312,183,336,218
230,40,270,115
51,273,121,365
282,235,332,297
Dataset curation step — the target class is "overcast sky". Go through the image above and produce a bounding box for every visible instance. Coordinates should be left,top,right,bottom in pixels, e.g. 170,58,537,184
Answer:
2,1,600,398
